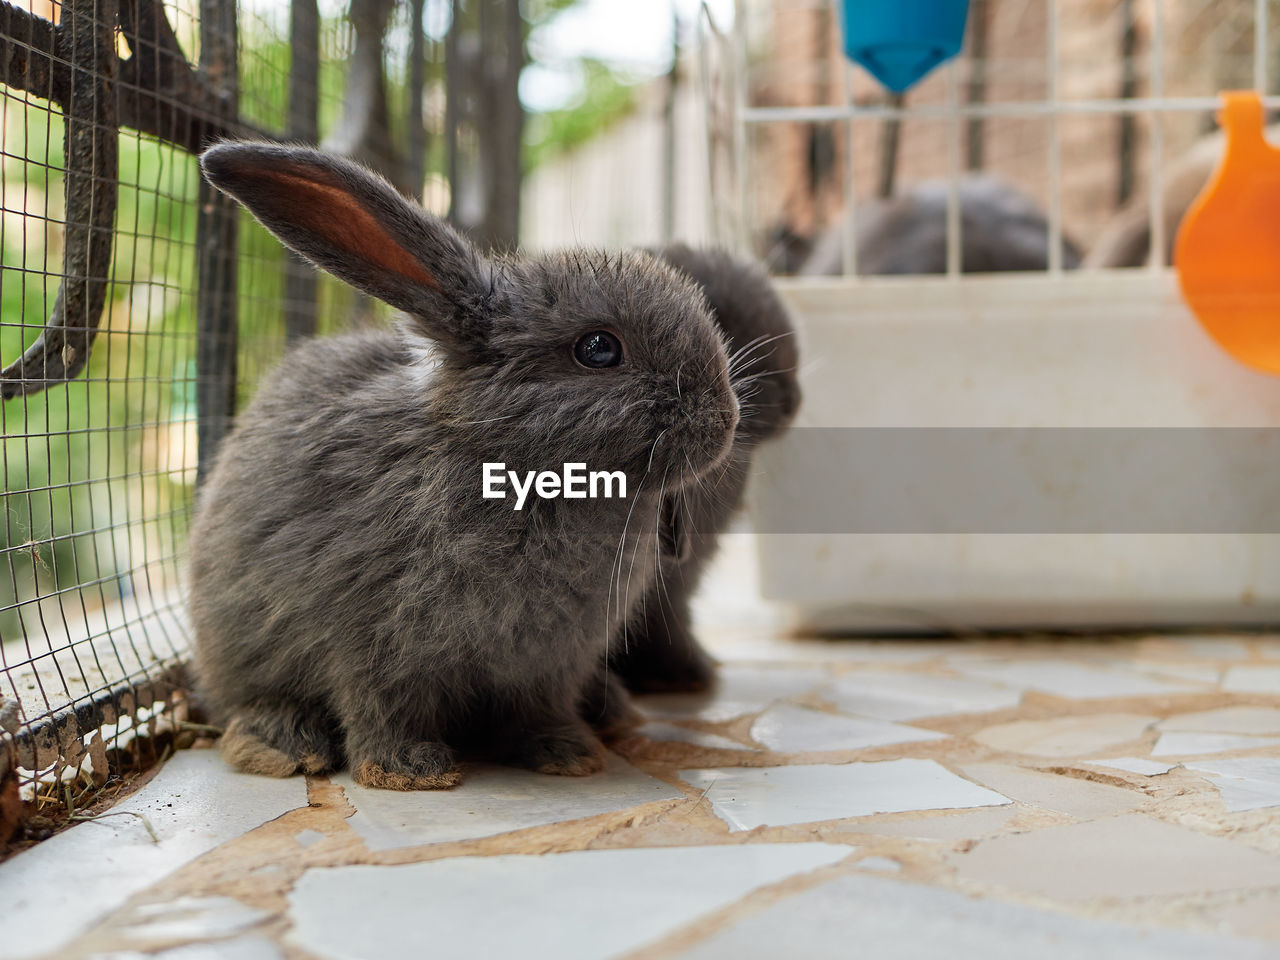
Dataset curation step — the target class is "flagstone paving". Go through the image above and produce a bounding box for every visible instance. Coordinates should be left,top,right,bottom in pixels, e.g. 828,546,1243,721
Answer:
5,550,1280,959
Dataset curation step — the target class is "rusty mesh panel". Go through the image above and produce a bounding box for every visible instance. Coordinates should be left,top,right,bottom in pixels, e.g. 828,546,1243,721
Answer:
0,0,372,822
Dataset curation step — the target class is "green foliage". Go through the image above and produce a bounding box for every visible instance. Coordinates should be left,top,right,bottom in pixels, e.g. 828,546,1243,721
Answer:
523,58,638,171
236,22,352,142
0,14,358,641
522,0,582,29
1,103,204,640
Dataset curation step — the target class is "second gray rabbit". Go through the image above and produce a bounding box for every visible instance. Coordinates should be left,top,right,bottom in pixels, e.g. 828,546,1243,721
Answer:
605,245,801,696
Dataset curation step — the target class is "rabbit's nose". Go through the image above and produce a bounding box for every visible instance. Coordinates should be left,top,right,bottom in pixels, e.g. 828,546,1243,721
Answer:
723,394,741,434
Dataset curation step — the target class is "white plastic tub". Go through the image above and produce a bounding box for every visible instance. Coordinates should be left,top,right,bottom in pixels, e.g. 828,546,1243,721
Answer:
748,271,1280,632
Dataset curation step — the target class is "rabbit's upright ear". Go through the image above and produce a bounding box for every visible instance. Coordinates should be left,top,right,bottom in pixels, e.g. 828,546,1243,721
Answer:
201,141,490,353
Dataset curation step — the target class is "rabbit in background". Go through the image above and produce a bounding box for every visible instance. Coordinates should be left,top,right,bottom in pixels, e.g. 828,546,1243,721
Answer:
605,245,801,696
189,142,739,790
799,175,1082,276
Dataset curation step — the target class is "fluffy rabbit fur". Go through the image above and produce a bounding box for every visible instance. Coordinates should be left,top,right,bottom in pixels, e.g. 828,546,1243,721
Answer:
605,245,801,694
189,142,738,790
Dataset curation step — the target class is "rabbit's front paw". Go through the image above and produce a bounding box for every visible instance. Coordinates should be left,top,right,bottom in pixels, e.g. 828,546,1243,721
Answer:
352,741,461,790
514,728,607,777
221,718,299,778
220,712,341,778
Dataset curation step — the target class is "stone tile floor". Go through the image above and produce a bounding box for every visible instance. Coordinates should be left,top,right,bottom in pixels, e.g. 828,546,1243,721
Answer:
4,541,1280,959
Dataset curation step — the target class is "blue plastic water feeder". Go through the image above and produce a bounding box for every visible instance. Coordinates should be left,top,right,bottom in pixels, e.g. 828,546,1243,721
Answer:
840,0,971,94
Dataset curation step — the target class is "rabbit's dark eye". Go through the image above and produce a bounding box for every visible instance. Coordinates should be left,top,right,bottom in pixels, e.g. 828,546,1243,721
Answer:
573,331,623,369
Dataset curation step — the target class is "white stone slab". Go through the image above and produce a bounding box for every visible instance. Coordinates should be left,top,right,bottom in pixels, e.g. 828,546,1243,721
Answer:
1223,666,1280,695
111,896,270,943
822,671,1024,721
675,873,1277,960
973,713,1156,758
638,722,750,752
1212,890,1280,939
948,658,1196,699
855,856,901,873
1133,663,1222,686
294,829,325,848
338,753,683,851
1163,636,1252,660
1160,706,1280,735
1150,732,1280,758
286,843,850,960
1094,757,1179,776
749,704,947,753
839,805,1018,841
950,813,1280,899
1185,758,1280,812
702,636,955,665
1206,778,1280,813
679,760,1010,831
88,937,284,960
635,665,827,722
961,763,1144,818
0,750,307,960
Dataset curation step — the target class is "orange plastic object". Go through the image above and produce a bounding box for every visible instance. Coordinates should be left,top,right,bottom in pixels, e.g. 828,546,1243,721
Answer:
1174,91,1280,374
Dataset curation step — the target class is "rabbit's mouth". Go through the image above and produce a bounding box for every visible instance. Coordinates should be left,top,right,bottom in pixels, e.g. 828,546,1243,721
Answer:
663,398,739,485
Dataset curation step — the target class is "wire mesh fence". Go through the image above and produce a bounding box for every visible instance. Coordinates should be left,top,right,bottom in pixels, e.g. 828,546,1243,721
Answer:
0,0,411,839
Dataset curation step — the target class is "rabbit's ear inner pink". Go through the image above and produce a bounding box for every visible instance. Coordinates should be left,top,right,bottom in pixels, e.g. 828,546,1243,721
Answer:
201,143,488,352
265,165,440,291
204,149,439,292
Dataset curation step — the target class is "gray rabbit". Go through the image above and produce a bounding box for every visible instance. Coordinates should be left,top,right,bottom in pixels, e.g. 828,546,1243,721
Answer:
800,175,1081,276
188,143,739,789
604,245,801,696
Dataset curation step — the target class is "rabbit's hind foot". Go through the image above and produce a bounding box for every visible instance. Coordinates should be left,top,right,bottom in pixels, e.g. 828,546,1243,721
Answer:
350,741,461,791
